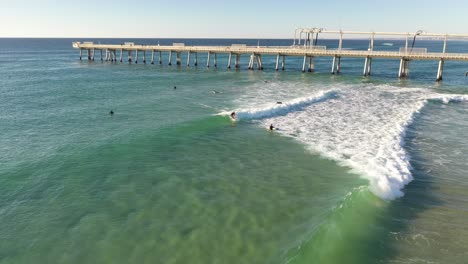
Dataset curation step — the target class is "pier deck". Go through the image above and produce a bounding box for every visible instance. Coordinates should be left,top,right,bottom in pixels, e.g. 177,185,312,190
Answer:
73,43,468,61
72,29,468,81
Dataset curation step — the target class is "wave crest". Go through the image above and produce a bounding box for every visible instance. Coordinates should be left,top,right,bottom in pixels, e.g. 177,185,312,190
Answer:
227,90,337,121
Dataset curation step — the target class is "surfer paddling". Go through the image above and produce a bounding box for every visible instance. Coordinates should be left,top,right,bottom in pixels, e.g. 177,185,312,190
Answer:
230,112,236,120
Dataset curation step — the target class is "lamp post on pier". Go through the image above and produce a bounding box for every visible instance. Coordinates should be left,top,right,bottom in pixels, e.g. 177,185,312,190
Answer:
410,30,424,52
314,28,324,46
293,28,304,46
295,27,324,48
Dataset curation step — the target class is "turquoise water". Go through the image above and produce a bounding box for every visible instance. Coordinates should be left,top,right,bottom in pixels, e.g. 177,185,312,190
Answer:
0,39,467,263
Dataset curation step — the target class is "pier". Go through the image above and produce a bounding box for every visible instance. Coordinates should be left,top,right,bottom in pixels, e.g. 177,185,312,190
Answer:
72,29,468,81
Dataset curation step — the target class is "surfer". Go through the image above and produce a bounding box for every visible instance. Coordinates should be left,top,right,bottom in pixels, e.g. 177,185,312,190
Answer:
174,86,177,89
109,110,114,115
230,112,236,119
276,101,282,104
269,124,274,130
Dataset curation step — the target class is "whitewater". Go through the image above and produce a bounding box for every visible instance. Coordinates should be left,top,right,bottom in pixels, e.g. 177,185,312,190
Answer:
227,83,468,200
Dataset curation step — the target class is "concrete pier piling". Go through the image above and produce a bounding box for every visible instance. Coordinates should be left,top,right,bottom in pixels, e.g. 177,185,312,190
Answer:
332,56,342,74
257,55,263,70
308,56,314,72
436,59,444,81
331,56,336,74
248,54,254,70
302,56,307,72
227,53,232,69
398,59,410,78
363,57,372,76
176,52,181,65
247,54,262,70
275,54,280,71
336,57,341,73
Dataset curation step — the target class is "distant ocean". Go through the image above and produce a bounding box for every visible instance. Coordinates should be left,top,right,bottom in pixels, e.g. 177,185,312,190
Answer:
1,38,467,264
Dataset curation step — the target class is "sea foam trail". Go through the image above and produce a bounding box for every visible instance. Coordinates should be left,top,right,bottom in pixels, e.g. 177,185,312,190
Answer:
233,83,468,200
219,90,337,121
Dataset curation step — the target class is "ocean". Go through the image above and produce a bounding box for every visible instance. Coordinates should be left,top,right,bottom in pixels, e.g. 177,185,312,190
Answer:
0,38,467,264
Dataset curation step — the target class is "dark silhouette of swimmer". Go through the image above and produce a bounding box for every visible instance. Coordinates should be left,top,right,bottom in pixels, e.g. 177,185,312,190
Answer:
230,112,236,119
109,110,114,115
465,71,468,77
269,124,274,130
276,101,282,104
174,86,177,89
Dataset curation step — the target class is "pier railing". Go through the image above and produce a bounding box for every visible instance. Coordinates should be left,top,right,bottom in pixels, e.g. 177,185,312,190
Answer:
398,47,427,54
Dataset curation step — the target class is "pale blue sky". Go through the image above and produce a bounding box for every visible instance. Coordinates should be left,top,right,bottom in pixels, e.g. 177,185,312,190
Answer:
1,0,467,38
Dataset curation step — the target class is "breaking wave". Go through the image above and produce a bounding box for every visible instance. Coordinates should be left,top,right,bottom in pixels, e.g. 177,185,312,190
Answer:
228,90,337,120
225,83,468,200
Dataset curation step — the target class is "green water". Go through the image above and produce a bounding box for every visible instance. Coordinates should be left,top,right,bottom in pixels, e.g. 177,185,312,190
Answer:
1,117,365,263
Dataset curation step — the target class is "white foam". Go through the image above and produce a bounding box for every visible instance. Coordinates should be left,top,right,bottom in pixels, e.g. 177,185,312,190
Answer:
428,94,468,104
230,82,468,200
228,90,337,121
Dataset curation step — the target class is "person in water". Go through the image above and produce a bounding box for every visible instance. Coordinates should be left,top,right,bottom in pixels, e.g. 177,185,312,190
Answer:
230,112,236,119
109,110,114,115
269,124,274,130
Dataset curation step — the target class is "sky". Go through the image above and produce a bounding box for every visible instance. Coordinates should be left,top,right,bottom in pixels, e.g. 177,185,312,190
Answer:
1,0,467,38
